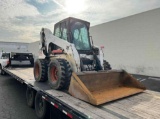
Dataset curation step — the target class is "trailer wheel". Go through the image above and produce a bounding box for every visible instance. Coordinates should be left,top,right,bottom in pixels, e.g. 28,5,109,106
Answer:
34,59,48,82
35,92,48,119
26,87,35,108
103,60,111,70
48,59,72,90
0,65,5,75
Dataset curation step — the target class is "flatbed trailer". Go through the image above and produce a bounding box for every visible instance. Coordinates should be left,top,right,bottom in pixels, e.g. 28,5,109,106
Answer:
3,67,160,119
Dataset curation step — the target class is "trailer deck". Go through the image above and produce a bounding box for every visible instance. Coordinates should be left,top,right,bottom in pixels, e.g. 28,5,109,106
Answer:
4,67,160,119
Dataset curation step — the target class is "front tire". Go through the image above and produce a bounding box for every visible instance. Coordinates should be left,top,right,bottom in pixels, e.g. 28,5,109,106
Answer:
34,59,48,82
48,59,72,90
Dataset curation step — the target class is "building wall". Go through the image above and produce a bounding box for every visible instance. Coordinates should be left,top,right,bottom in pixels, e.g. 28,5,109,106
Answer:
28,41,40,60
0,42,29,57
90,8,160,77
0,41,40,61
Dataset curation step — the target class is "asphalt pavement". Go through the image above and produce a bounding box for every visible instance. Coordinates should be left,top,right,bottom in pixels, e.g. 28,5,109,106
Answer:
132,74,160,92
0,74,160,119
0,75,37,119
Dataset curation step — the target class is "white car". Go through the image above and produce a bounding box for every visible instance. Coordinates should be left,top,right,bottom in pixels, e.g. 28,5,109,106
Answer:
0,52,34,75
0,53,10,75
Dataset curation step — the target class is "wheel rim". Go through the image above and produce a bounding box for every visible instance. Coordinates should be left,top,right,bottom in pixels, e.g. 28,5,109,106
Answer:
35,63,40,78
50,65,58,82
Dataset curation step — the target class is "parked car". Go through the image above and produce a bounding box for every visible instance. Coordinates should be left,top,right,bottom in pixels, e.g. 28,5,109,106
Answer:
0,52,10,75
0,52,34,75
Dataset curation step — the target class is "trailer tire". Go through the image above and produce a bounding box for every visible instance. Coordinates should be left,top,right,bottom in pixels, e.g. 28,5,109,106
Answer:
26,87,35,108
103,60,111,70
48,59,72,90
34,59,48,82
0,65,6,75
35,92,48,119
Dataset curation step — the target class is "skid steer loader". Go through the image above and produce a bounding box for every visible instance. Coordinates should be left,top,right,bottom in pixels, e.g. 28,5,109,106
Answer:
34,17,145,105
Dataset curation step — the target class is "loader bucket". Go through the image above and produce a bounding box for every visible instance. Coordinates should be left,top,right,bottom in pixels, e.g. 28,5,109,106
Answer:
68,70,146,105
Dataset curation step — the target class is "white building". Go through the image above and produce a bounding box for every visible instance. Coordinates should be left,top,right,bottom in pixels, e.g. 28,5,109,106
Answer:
90,8,160,77
0,41,29,53
0,41,39,60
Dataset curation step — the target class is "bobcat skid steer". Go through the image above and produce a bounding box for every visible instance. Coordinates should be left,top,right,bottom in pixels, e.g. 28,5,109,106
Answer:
34,17,145,105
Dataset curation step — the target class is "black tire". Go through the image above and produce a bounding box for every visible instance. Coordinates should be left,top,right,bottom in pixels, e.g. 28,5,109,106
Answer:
35,92,48,119
26,87,36,108
103,60,111,70
48,59,72,90
34,59,48,82
63,60,72,89
0,65,5,75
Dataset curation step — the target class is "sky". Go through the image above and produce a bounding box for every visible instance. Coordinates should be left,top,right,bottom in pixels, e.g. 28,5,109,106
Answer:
0,0,160,43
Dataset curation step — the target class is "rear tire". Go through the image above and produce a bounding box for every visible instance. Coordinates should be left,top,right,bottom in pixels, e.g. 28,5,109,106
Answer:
48,59,72,90
26,87,35,108
103,60,111,70
34,59,48,82
35,92,48,119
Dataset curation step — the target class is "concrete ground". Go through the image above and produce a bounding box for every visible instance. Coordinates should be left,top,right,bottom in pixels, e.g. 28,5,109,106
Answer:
0,74,160,119
0,75,37,119
132,74,160,92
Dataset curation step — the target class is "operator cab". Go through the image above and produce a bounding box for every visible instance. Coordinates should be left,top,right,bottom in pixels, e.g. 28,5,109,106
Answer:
53,17,102,71
53,17,92,54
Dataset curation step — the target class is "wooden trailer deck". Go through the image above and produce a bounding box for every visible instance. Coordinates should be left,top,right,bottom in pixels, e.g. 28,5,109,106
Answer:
4,67,160,119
